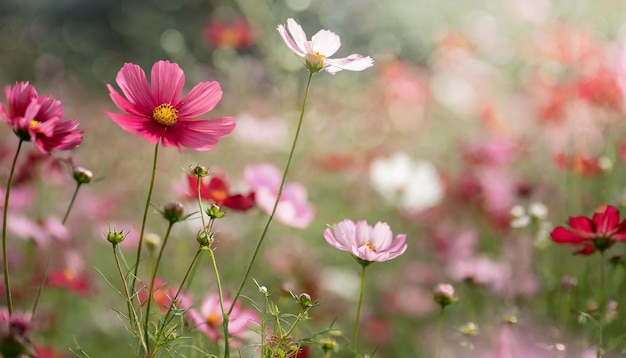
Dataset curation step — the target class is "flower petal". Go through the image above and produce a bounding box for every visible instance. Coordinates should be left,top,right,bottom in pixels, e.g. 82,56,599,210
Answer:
592,205,619,236
107,85,147,117
277,24,305,57
151,60,185,105
105,112,163,144
115,63,155,114
369,222,392,250
311,29,341,57
325,54,374,74
177,81,223,118
161,117,235,151
550,226,588,245
286,18,311,55
567,216,595,237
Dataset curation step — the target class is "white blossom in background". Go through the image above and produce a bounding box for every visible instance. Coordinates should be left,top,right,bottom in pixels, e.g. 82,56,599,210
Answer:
369,152,444,213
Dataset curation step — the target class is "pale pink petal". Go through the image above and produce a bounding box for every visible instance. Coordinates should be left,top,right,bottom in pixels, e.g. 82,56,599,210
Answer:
177,81,223,118
277,24,306,57
332,219,356,249
151,60,185,105
161,117,235,151
324,228,346,251
311,29,341,57
325,55,374,74
115,63,154,113
245,164,283,190
370,222,393,250
105,112,163,144
286,18,312,54
355,220,372,247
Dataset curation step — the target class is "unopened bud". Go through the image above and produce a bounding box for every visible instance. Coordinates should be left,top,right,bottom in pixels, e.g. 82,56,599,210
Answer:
433,283,458,308
293,292,314,309
145,233,161,252
319,337,338,353
73,167,93,184
196,230,214,247
191,165,209,177
206,204,226,219
106,228,126,245
459,322,479,336
161,201,185,223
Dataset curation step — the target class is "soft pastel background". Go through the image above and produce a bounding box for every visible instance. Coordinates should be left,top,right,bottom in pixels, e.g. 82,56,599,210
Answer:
2,0,626,357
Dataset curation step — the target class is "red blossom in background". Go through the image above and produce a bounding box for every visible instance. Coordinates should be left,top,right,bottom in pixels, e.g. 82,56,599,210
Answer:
203,18,255,49
554,153,602,177
45,270,91,296
184,174,255,211
550,205,626,255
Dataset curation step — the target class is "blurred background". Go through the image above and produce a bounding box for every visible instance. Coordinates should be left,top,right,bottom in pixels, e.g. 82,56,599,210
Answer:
2,0,626,357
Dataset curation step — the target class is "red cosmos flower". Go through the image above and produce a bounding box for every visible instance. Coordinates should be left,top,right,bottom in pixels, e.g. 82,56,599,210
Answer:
0,82,83,155
550,205,626,255
46,269,91,296
184,174,255,211
554,153,602,177
203,18,255,49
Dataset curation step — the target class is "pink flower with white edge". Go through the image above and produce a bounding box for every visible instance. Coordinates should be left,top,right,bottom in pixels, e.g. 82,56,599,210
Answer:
187,293,259,346
277,18,373,74
244,163,314,229
105,60,235,151
323,219,407,263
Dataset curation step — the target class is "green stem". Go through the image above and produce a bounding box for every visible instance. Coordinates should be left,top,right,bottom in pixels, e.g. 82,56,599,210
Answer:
353,265,366,354
62,183,82,224
33,182,83,318
156,247,203,341
114,244,146,354
598,251,605,358
228,70,314,316
144,221,173,356
132,142,160,293
2,139,23,314
434,306,444,358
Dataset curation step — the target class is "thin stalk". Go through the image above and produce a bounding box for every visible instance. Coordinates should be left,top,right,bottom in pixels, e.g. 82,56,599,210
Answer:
132,142,160,291
194,176,229,357
226,71,314,358
33,182,83,317
144,221,173,356
229,71,314,312
156,247,203,342
113,244,146,354
2,139,23,314
434,306,444,358
353,265,366,354
598,251,605,358
62,183,82,224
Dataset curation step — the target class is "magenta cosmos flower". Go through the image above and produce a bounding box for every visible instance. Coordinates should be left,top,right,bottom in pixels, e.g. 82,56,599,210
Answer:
187,293,259,346
324,219,407,263
277,18,373,74
244,163,314,228
106,60,235,151
550,205,626,255
0,82,83,155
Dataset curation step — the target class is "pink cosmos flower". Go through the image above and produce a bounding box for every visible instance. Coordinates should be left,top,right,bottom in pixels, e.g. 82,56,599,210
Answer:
105,60,235,151
244,163,314,228
0,82,83,155
323,219,407,263
277,18,373,74
187,293,259,346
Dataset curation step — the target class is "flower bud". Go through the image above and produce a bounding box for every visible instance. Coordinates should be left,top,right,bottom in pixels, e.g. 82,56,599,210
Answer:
161,201,185,223
196,230,214,247
459,322,479,337
145,233,161,252
433,283,458,308
191,164,209,177
293,292,314,309
206,204,226,219
73,167,93,184
319,337,338,353
106,229,126,245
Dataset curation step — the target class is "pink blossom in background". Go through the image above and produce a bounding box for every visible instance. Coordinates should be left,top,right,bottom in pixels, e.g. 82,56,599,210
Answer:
244,163,314,228
138,278,191,313
187,293,259,346
6,215,68,248
0,82,83,155
232,113,288,149
447,256,512,295
106,60,235,151
277,18,373,74
323,219,407,263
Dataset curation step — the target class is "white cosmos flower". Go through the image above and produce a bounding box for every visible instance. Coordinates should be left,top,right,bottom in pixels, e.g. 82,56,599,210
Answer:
277,18,374,74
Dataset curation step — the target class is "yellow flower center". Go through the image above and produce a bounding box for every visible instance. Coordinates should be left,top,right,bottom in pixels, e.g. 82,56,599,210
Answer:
152,104,178,127
207,313,220,326
305,52,326,72
30,120,41,129
361,242,377,252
